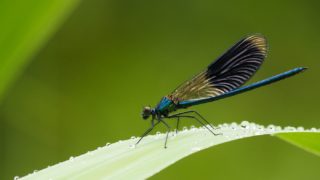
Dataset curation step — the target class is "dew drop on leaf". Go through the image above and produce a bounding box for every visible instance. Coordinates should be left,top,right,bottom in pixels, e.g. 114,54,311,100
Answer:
267,125,275,132
297,127,304,131
284,126,297,131
69,156,74,162
240,121,250,129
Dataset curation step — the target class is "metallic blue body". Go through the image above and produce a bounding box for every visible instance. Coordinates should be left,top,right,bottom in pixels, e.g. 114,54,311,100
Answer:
178,67,306,108
156,97,173,112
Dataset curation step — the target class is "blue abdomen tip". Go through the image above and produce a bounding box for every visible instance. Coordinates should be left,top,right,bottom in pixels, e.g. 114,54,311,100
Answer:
293,67,307,73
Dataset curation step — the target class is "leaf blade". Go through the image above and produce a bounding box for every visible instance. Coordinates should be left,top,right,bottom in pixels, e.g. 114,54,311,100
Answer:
19,122,320,179
276,132,320,156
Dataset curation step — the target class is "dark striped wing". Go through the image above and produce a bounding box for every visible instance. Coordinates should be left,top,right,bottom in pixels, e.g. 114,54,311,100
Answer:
169,35,267,104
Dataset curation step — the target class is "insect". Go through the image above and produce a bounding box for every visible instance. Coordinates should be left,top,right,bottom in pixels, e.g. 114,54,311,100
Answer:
137,34,306,148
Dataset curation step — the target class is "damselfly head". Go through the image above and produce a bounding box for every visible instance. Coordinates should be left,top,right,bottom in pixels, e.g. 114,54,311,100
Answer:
142,106,152,120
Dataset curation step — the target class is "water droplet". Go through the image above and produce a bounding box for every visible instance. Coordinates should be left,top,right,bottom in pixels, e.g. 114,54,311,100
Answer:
190,125,196,131
284,126,296,131
130,136,136,140
267,125,275,132
222,123,228,128
257,125,264,131
106,142,111,146
14,176,19,180
297,126,304,131
129,144,136,149
153,131,161,139
69,156,74,162
240,121,250,129
231,122,238,130
275,126,282,131
249,123,257,130
211,124,218,129
310,127,317,132
172,131,177,137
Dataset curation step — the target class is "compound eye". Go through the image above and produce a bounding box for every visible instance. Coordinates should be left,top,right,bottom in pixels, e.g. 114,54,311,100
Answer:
143,107,151,113
142,106,152,120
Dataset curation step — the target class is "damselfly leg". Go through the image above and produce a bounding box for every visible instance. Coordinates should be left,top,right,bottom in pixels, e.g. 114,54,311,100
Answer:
159,119,171,148
168,111,221,135
136,119,160,145
175,117,180,134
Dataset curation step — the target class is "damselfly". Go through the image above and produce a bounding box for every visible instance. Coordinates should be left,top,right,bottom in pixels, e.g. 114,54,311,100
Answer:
137,34,306,148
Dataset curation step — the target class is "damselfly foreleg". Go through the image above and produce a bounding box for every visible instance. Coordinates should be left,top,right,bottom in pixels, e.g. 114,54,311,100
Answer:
136,119,160,145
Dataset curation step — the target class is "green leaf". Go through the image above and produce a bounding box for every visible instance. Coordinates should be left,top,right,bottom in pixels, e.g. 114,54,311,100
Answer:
0,0,81,101
19,122,320,180
276,132,320,156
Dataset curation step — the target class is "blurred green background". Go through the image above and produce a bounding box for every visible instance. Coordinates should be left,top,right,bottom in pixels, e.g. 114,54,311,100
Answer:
1,0,320,179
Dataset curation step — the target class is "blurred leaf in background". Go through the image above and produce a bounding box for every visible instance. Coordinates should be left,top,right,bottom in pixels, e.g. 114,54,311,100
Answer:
0,0,80,101
1,0,320,179
0,0,80,179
